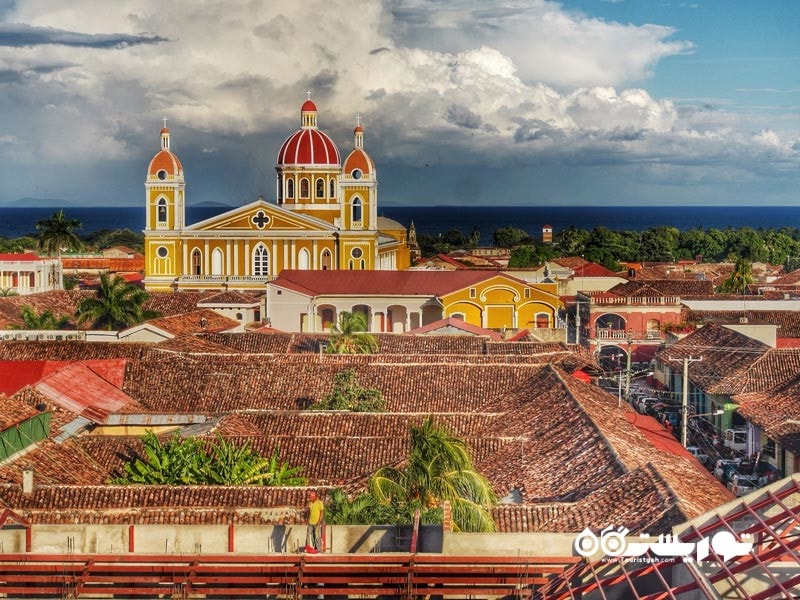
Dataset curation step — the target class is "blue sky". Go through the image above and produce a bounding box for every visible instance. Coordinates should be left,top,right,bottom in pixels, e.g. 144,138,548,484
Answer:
0,0,797,207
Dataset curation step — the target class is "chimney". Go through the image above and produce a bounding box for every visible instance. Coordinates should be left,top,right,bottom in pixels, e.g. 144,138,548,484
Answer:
22,467,34,495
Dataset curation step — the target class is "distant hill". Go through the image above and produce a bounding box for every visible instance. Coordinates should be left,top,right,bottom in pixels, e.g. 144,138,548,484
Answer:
3,198,74,208
190,201,232,208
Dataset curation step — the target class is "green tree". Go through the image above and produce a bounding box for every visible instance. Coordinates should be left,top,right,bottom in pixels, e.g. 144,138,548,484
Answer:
84,228,145,253
35,210,83,256
312,368,386,412
13,305,69,330
717,258,754,294
324,488,402,525
208,439,306,486
556,226,589,257
75,273,159,330
370,416,497,532
113,431,307,486
326,311,378,354
113,431,208,485
492,226,531,248
637,227,679,262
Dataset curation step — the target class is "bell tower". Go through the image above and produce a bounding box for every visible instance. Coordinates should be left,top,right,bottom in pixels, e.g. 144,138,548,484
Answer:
145,118,185,232
144,119,186,290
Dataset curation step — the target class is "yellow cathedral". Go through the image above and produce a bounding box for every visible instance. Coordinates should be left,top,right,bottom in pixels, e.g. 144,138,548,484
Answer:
144,99,413,292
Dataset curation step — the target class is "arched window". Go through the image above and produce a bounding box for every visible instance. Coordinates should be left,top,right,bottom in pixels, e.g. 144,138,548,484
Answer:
211,248,223,276
253,244,269,277
286,179,294,199
298,248,310,270
315,178,324,198
321,249,332,270
352,197,362,222
320,307,335,330
536,313,550,328
329,178,335,198
157,198,167,224
300,178,310,198
191,249,202,275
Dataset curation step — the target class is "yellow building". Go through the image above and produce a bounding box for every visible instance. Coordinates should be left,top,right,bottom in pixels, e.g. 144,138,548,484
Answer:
267,270,561,333
144,100,412,292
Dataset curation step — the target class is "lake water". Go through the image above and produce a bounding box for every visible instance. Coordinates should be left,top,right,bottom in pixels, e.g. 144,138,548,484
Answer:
2,205,798,246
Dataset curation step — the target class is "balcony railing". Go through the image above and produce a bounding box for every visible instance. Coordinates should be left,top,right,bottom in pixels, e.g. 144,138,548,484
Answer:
594,328,663,341
586,295,681,306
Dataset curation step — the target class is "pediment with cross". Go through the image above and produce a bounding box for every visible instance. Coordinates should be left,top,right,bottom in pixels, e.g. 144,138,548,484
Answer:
187,199,337,233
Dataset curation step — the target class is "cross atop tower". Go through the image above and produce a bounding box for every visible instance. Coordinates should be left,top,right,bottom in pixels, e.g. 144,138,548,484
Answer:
356,114,361,127
162,116,168,129
306,90,311,101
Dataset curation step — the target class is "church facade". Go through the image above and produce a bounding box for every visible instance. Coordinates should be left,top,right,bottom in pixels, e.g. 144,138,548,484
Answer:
144,100,413,292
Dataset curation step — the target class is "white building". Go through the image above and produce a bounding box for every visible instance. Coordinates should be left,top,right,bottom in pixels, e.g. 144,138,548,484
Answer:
0,253,63,295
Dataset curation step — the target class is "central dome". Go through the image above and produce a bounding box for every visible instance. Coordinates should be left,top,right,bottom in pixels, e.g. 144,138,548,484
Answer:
277,129,340,166
276,99,341,167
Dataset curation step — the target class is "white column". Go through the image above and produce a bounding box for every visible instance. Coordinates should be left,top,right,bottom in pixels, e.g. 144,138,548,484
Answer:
182,243,188,276
244,242,250,276
226,241,232,275
234,243,239,276
204,240,210,274
312,241,318,269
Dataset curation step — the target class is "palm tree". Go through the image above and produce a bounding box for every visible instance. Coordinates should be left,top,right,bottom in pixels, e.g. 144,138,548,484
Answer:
76,273,159,330
326,310,378,354
35,210,83,256
717,258,754,294
370,417,498,532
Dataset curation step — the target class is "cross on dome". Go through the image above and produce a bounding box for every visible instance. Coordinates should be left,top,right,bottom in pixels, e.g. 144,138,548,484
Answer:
162,116,168,129
356,114,361,127
306,90,311,101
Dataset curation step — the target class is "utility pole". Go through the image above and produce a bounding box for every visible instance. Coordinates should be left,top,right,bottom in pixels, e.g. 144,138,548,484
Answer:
624,330,634,400
679,356,703,447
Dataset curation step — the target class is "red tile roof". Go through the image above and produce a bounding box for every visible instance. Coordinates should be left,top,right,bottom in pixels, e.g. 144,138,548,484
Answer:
406,317,503,340
34,362,135,423
0,252,47,262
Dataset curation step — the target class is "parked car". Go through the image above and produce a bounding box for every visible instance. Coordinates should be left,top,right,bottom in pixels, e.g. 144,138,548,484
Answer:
686,446,709,464
724,429,748,453
727,473,759,497
714,459,740,483
636,397,659,414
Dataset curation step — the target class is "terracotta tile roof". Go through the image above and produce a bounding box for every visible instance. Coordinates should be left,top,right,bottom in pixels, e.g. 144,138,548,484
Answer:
0,290,219,329
656,324,770,395
406,317,503,340
610,279,714,298
0,393,40,430
197,291,262,306
0,340,728,533
0,483,318,525
0,341,148,361
151,334,242,355
142,309,241,336
270,269,499,297
769,267,800,285
684,309,800,338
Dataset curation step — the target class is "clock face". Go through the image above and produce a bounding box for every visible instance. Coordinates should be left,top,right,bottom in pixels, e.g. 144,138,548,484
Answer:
157,170,167,180
352,169,362,180
351,247,363,259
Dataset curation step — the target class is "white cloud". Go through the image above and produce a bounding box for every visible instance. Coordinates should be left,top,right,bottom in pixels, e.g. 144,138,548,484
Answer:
0,0,796,204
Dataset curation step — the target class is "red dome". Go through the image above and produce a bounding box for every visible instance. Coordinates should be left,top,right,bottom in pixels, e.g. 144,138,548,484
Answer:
343,148,375,176
277,129,340,166
301,99,317,112
148,149,183,177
